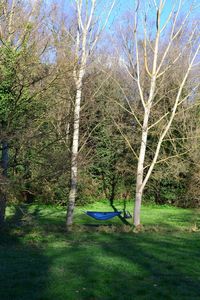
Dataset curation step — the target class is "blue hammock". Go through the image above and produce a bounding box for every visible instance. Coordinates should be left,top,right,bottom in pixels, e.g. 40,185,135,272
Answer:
85,211,122,221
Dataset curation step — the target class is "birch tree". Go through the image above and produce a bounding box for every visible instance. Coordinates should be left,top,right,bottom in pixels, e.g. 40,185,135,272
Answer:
66,0,115,228
120,0,200,226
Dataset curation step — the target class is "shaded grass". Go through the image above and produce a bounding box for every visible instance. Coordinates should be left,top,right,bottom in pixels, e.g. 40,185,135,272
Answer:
1,203,200,299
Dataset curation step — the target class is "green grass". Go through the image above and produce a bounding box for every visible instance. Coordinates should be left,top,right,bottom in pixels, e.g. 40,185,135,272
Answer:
0,202,200,300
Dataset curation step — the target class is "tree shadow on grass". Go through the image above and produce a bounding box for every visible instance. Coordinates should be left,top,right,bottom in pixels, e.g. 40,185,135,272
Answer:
110,202,131,225
6,204,66,236
0,206,50,300
43,232,200,300
78,203,131,228
97,233,200,299
2,205,200,300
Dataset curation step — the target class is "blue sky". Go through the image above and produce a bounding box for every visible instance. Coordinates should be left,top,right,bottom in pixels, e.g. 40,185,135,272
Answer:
111,0,198,27
44,0,199,34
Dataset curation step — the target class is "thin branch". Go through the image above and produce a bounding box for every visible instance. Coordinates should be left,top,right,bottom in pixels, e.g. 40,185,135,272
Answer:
148,111,169,130
78,122,100,153
112,117,139,160
141,43,200,190
100,69,142,128
143,150,189,170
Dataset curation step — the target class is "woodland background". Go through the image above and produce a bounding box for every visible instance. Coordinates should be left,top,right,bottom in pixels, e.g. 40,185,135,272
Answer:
0,0,200,220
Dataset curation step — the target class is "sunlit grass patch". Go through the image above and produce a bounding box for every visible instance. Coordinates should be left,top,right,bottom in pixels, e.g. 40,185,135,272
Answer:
1,202,200,299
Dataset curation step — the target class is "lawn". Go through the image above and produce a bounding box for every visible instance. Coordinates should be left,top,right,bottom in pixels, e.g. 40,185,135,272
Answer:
0,202,200,300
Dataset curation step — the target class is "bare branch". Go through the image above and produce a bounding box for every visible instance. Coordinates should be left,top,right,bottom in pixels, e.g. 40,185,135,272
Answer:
142,43,200,190
112,118,139,160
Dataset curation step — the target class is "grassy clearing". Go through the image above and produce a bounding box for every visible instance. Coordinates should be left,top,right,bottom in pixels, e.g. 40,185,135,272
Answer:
74,200,200,231
0,202,200,300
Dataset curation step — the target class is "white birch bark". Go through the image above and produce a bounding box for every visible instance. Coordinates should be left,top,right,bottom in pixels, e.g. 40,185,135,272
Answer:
66,82,83,226
133,0,161,226
66,0,115,228
66,18,88,227
132,0,199,226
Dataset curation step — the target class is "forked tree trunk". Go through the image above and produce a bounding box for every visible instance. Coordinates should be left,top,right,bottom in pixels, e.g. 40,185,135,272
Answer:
122,0,199,227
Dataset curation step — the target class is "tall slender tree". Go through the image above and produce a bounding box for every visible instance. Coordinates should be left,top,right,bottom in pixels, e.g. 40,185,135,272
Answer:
127,0,199,226
66,0,115,228
116,0,199,226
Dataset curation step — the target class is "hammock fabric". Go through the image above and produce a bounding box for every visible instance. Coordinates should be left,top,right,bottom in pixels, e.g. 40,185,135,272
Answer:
85,211,122,221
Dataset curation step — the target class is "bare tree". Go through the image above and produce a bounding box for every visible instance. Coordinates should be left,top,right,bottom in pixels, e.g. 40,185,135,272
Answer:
118,0,199,226
66,0,115,228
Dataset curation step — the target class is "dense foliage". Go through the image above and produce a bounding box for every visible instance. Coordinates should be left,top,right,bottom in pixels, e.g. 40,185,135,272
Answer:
0,0,199,218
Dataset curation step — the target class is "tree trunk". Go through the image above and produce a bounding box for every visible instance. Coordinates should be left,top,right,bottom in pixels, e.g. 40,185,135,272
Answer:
134,109,149,226
0,193,6,226
0,141,9,227
66,88,82,228
134,190,143,226
2,141,9,177
109,175,117,206
65,0,114,229
134,159,145,226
